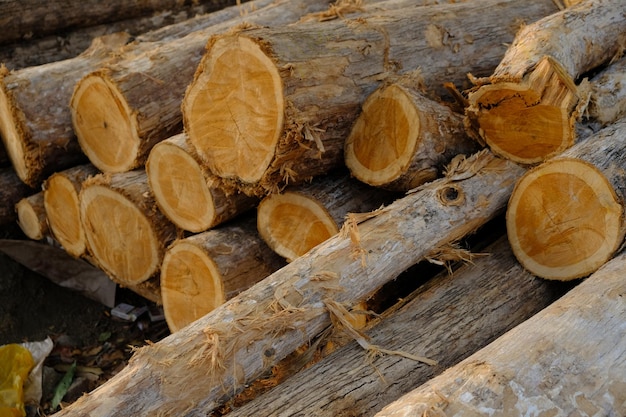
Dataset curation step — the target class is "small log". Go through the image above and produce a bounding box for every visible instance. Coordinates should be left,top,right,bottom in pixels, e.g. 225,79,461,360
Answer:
374,249,626,417
506,117,626,280
70,0,334,173
15,192,49,241
0,33,129,187
345,79,479,191
0,168,36,227
146,133,258,233
183,0,563,196
54,151,526,417
586,56,626,127
257,171,398,262
161,215,285,332
465,0,626,164
226,236,567,417
79,170,178,288
43,164,99,258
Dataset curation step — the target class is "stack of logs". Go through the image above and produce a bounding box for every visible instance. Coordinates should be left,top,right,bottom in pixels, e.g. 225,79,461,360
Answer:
1,0,625,415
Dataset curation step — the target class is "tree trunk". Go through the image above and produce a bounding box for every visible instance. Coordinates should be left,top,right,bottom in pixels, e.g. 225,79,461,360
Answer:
226,236,568,417
43,164,100,258
183,0,564,197
586,55,626,127
146,133,258,233
79,170,178,288
374,248,626,417
15,192,49,241
0,33,129,187
506,117,626,281
345,78,479,191
69,0,336,174
0,168,36,227
161,215,285,333
0,0,241,46
465,0,626,165
257,170,398,262
53,150,526,417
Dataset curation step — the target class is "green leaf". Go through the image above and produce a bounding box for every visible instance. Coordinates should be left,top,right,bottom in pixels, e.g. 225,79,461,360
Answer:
50,360,76,411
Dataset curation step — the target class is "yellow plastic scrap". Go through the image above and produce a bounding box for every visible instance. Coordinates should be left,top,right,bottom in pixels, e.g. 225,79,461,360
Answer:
0,344,34,417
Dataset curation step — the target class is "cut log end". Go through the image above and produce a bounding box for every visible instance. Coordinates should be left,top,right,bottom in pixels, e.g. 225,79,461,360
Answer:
147,140,216,233
257,192,338,262
44,174,86,257
345,84,421,187
16,194,47,240
466,56,578,164
71,73,140,173
184,35,284,184
80,184,160,285
506,158,624,281
161,242,225,333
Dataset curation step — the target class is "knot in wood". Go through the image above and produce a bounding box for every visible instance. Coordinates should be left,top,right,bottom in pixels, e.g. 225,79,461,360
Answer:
437,184,465,207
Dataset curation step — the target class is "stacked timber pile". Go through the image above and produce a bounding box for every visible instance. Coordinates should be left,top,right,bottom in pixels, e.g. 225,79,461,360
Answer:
0,0,625,415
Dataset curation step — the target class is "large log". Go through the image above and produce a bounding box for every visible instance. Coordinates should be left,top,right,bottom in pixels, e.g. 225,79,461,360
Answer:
586,55,626,127
226,236,568,417
374,248,626,417
53,150,526,416
257,171,398,262
506,117,626,281
464,0,626,164
345,78,479,191
161,215,285,332
146,133,258,233
69,0,337,173
183,0,564,196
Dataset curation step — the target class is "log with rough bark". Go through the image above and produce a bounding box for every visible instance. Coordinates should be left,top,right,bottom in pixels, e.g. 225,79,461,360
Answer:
43,164,99,258
0,168,36,227
374,248,626,417
506,117,626,281
53,150,526,417
226,235,568,417
586,56,626,127
146,133,258,233
257,171,398,262
15,192,49,241
0,33,129,187
161,215,285,332
183,0,564,196
464,0,626,165
79,170,178,298
69,0,335,174
345,78,479,191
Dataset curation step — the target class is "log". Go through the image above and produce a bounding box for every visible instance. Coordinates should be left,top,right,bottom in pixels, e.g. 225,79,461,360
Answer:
344,78,479,191
506,117,626,281
374,248,626,417
146,133,258,233
183,0,564,196
79,170,178,290
226,235,568,417
586,56,626,127
161,215,286,332
54,150,526,417
465,0,626,164
69,0,336,173
0,33,129,187
257,171,398,262
15,192,49,241
43,164,100,258
0,168,36,228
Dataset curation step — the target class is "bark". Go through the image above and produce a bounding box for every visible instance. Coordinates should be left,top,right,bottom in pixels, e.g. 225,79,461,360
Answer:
226,236,568,417
54,150,526,417
0,0,241,46
161,215,286,333
586,55,626,127
146,133,258,233
0,33,129,187
0,168,36,227
345,77,479,191
465,0,626,164
257,170,398,262
15,192,49,241
43,164,100,258
79,170,179,288
507,116,626,281
183,0,563,197
69,0,336,174
374,248,626,417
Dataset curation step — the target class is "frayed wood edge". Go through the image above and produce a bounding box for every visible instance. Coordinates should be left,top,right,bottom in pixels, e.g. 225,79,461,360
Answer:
425,243,488,275
339,207,385,267
299,0,365,23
